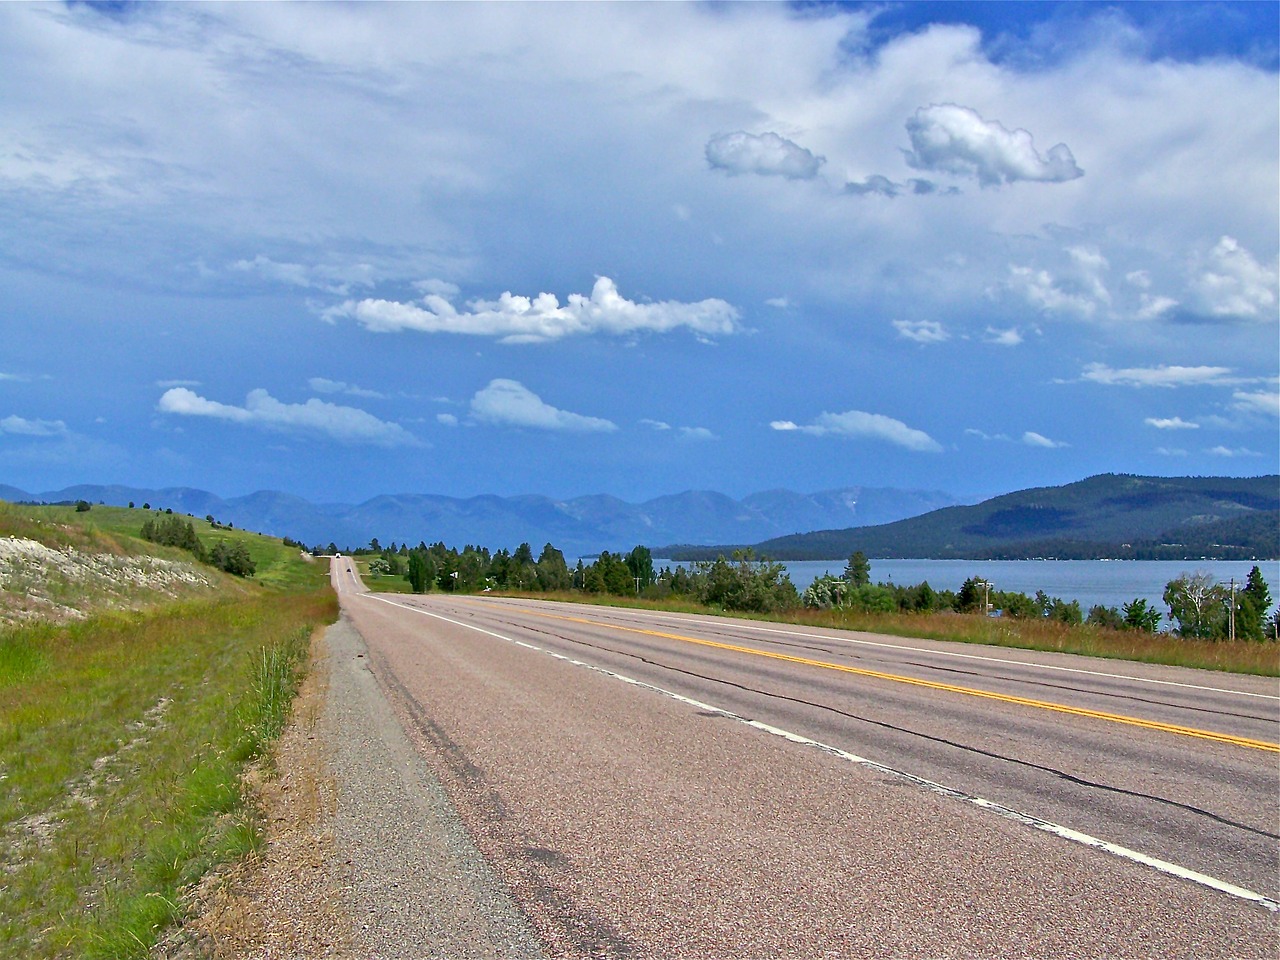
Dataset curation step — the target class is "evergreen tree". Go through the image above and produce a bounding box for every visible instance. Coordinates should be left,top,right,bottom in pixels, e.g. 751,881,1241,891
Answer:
536,543,571,592
843,551,871,587
1237,566,1272,642
1122,598,1162,632
625,545,655,590
407,550,433,593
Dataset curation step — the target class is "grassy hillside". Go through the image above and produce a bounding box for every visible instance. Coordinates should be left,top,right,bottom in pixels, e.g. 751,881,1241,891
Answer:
0,499,336,957
668,474,1280,561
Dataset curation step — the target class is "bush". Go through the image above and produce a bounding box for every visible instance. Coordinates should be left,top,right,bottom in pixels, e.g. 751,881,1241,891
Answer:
210,541,255,577
696,551,798,613
1087,604,1125,630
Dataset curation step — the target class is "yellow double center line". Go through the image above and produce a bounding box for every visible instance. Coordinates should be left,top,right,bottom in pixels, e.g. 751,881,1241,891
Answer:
530,610,1279,753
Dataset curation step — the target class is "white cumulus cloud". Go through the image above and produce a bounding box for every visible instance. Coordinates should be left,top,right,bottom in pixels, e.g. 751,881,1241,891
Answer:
469,380,616,433
771,410,941,452
1145,416,1199,430
326,277,739,344
1189,236,1278,322
905,104,1083,187
705,131,824,180
1008,265,1100,318
892,319,949,344
156,387,418,446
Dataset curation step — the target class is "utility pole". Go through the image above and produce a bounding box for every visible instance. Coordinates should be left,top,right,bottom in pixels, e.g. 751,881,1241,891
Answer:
1229,578,1237,642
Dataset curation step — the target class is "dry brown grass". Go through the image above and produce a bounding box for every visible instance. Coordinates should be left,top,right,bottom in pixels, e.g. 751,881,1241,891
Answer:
787,606,1280,675
518,590,1280,676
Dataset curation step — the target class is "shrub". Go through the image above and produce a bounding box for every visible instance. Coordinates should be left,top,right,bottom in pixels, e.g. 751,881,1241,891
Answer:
210,541,255,577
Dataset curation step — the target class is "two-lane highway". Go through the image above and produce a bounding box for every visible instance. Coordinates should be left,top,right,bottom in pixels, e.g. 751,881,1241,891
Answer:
330,557,1279,957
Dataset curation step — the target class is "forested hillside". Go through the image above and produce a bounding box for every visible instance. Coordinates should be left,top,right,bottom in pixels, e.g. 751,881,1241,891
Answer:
665,474,1279,561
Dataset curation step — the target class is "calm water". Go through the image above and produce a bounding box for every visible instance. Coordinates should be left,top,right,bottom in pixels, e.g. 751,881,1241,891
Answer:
653,558,1280,623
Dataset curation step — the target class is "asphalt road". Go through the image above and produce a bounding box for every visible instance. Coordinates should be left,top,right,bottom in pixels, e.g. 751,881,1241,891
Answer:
329,557,1279,958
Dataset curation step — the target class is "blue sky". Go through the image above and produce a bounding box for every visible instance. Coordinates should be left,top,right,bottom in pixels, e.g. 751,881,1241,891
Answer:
1,1,1276,505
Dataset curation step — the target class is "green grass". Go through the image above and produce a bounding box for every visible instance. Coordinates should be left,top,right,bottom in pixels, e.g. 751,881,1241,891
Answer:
0,499,338,958
349,556,415,592
0,594,336,958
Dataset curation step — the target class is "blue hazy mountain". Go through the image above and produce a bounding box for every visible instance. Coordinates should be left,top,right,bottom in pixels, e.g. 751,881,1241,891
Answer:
3,483,961,556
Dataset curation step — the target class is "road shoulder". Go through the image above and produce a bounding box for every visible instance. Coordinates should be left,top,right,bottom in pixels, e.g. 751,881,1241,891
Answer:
162,614,544,959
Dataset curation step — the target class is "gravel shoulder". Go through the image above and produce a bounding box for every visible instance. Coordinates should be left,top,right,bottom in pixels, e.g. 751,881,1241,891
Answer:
166,613,544,959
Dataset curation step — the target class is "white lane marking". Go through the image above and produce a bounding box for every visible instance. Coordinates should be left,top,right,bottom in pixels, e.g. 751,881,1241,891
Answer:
361,593,1279,913
510,602,1279,702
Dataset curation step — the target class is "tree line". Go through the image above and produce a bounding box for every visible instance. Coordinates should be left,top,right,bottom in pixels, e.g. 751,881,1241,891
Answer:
346,540,799,613
345,538,1278,641
801,551,1276,640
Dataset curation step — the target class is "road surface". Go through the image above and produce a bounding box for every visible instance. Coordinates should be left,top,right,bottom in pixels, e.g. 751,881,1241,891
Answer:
328,556,1279,957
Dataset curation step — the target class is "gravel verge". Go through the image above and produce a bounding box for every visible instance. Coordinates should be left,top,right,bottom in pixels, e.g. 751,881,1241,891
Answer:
162,614,544,959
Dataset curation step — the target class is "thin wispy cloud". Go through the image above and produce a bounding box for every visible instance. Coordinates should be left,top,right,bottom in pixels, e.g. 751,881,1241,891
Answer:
893,320,949,344
231,255,376,296
771,410,942,453
0,415,68,437
1079,363,1240,389
984,326,1023,346
309,377,386,400
156,388,419,447
1021,431,1068,449
679,426,717,441
1231,389,1280,418
469,380,617,433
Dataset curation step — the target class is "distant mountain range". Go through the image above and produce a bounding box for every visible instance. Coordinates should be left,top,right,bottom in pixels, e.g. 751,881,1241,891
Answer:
664,474,1280,561
0,482,961,556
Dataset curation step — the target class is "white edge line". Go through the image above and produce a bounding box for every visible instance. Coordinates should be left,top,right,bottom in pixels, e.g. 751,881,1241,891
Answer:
363,593,1279,914
540,604,1279,702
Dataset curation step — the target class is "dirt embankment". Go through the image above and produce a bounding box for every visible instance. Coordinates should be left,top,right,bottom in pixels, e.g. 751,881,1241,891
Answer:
0,535,215,625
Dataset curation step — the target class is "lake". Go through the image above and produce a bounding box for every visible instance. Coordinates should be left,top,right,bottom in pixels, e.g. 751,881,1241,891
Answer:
653,557,1280,625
